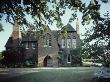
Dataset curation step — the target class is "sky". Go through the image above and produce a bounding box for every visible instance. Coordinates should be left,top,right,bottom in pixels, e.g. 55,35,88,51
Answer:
0,0,110,52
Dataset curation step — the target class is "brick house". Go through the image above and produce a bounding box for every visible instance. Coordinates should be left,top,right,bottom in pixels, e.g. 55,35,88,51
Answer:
5,20,81,67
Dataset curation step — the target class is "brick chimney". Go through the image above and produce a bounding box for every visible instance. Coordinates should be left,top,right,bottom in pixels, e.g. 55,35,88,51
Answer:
12,22,21,39
76,18,80,36
11,17,22,47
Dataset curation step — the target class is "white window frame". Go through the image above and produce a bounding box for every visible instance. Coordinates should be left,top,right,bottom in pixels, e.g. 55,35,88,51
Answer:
43,38,47,47
67,54,71,63
25,42,29,49
32,43,36,49
72,39,76,49
67,39,71,48
44,39,51,47
43,34,52,47
62,39,65,48
47,39,49,47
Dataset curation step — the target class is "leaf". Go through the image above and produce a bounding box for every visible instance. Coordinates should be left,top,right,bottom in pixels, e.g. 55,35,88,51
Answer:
0,23,3,31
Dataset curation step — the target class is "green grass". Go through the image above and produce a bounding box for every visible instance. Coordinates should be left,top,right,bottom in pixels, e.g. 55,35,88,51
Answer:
1,67,97,82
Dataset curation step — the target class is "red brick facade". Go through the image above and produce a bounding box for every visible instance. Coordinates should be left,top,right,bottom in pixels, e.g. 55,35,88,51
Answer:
5,23,81,67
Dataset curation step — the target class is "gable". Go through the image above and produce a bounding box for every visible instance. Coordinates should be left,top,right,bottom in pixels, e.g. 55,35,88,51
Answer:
61,24,76,32
5,37,13,47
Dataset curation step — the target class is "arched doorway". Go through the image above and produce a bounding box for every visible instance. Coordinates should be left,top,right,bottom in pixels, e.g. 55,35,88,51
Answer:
43,55,53,67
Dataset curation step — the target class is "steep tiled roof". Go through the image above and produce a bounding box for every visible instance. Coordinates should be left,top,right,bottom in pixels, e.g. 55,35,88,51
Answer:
62,24,76,32
21,31,38,42
51,30,59,37
5,37,13,47
5,24,76,47
5,37,21,48
22,36,37,42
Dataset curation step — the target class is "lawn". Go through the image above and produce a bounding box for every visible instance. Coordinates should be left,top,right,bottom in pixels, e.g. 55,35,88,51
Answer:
0,67,100,82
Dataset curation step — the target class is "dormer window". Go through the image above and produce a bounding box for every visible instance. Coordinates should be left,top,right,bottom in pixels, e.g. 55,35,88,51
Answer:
25,42,29,49
32,43,36,49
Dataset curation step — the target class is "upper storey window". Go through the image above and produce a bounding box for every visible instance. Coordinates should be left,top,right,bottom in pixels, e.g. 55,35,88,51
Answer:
67,38,71,48
44,33,52,47
44,39,48,47
62,38,66,48
72,37,76,49
48,36,52,47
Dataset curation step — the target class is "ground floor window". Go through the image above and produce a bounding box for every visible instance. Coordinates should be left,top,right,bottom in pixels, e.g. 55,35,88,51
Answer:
67,54,71,63
25,42,29,49
32,43,36,49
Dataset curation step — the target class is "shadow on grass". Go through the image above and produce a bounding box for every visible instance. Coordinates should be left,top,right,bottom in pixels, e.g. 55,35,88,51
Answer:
0,69,93,82
92,78,110,82
1,72,92,82
1,68,109,82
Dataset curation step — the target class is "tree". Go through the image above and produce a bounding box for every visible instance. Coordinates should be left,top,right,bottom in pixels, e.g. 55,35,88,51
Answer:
0,0,108,30
0,0,65,29
0,0,109,66
58,50,65,66
0,23,3,32
1,48,25,67
70,48,82,66
82,11,110,67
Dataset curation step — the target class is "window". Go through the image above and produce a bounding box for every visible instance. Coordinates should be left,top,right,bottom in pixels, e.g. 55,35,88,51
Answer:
62,39,65,48
44,39,50,47
72,39,76,49
25,42,29,49
67,54,71,63
32,43,36,49
67,39,71,48
44,39,47,47
48,37,52,47
44,34,52,47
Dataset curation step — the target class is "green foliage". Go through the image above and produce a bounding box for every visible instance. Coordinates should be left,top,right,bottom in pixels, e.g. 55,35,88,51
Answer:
0,0,107,30
70,48,82,66
0,23,3,31
0,52,3,60
58,50,65,66
0,0,109,67
0,48,25,67
82,11,110,67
